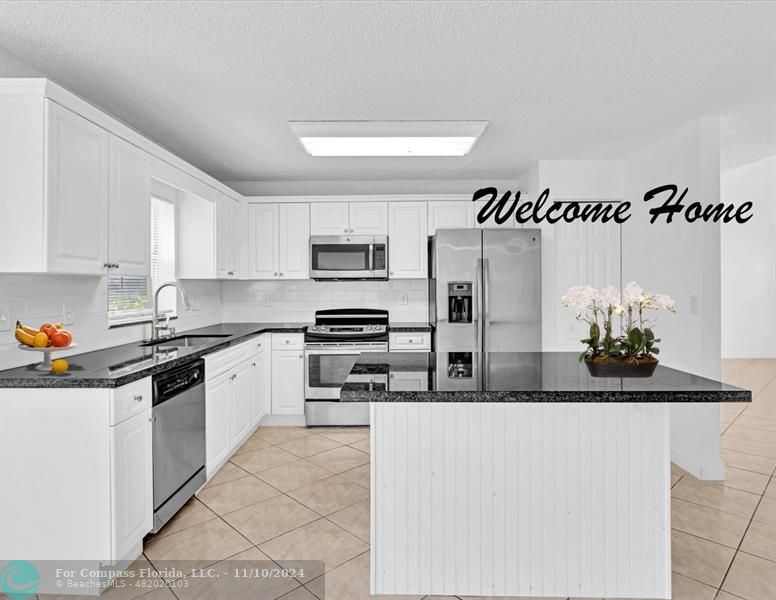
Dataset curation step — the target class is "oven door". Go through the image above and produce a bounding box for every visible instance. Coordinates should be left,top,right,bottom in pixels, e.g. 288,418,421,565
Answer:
310,236,388,280
305,343,387,400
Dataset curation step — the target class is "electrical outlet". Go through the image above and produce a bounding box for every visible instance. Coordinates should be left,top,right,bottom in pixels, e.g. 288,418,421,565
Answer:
0,303,10,332
62,303,74,326
400,293,409,306
260,294,270,307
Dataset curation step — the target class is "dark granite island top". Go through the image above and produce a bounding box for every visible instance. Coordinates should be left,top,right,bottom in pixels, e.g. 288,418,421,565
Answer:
340,352,751,403
0,322,309,388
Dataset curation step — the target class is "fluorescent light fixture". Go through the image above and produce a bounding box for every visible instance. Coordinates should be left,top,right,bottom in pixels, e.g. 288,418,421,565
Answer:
288,120,488,157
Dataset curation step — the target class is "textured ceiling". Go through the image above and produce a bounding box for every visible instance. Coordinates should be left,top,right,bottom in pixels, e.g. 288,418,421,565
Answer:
0,1,774,182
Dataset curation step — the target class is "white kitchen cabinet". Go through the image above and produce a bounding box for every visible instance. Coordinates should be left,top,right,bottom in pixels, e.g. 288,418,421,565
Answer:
109,136,150,277
310,201,387,235
110,407,152,561
248,202,310,279
46,100,111,274
389,371,429,392
216,192,241,278
388,201,428,279
389,331,432,351
205,370,232,475
250,340,270,427
231,358,253,446
271,349,305,415
427,200,474,235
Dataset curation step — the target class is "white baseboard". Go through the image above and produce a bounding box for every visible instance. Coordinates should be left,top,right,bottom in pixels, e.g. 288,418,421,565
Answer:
260,414,306,426
672,447,726,480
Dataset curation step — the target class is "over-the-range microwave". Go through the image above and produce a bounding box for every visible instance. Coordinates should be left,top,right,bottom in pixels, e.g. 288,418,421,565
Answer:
309,235,388,280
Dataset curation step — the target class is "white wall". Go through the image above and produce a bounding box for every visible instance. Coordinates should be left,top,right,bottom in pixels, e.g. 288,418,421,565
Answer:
222,279,428,323
0,276,222,370
721,155,776,358
623,117,724,479
0,45,44,77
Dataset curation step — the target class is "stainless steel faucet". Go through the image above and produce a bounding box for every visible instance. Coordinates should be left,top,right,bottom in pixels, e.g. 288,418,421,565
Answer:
151,281,191,340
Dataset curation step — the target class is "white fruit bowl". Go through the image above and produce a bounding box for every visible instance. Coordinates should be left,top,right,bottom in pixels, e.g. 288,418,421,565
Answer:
18,343,78,371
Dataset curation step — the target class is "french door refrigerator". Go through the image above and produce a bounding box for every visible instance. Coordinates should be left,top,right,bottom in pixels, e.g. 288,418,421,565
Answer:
429,228,542,389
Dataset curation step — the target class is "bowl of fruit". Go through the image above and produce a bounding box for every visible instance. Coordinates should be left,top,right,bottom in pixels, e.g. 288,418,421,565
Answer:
15,321,76,372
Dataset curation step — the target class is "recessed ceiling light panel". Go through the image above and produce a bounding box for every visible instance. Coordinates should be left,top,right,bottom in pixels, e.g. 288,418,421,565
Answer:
289,120,488,157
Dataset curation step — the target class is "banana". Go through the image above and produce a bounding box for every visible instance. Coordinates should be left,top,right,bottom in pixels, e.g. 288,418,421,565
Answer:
16,321,40,336
15,327,36,346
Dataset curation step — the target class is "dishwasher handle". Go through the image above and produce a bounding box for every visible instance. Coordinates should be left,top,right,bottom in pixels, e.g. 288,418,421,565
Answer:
153,359,206,406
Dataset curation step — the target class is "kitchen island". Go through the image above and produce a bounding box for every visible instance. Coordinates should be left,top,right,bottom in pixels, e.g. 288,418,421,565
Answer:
341,352,750,600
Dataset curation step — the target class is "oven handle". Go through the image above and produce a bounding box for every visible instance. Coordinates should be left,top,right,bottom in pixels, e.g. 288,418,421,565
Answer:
305,345,388,354
368,242,374,272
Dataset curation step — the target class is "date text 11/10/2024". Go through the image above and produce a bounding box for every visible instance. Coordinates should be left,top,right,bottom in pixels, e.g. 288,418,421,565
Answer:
474,185,753,226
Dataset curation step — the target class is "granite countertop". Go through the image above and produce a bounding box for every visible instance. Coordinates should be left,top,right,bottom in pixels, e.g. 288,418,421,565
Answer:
0,322,309,389
388,323,434,332
340,352,752,403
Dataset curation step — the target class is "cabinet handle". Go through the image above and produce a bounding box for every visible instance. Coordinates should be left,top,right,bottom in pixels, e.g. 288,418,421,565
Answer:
279,272,284,277
113,263,119,269
251,362,256,367
273,272,278,277
344,228,348,233
134,394,143,402
389,271,394,276
148,417,152,423
298,354,303,359
228,270,234,276
103,262,111,269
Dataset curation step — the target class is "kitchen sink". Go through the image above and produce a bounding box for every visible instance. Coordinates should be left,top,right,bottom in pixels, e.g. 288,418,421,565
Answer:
140,334,231,348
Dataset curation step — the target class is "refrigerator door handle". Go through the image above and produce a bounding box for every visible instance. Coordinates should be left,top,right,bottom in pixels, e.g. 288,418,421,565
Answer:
483,257,490,389
476,258,483,352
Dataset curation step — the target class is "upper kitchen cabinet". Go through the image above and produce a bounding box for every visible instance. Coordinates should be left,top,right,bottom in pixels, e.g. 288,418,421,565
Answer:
310,201,387,235
427,200,474,235
108,136,150,277
248,202,310,279
388,201,428,279
216,192,241,279
0,95,110,274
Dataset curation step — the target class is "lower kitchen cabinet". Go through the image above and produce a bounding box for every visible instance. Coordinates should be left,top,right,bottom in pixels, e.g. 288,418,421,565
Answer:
205,369,232,475
271,349,305,415
250,340,270,427
231,359,254,445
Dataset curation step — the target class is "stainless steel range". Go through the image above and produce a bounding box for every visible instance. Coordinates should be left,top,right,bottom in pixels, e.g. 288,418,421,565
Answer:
304,308,388,426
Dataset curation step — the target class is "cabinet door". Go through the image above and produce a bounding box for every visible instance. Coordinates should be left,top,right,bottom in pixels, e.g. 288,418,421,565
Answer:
389,371,429,391
271,350,305,415
248,203,278,279
388,201,428,279
109,136,150,276
277,203,310,279
250,344,269,427
205,371,232,475
46,100,109,274
217,194,240,278
427,200,473,235
349,201,388,235
231,360,253,446
310,202,349,235
111,408,152,561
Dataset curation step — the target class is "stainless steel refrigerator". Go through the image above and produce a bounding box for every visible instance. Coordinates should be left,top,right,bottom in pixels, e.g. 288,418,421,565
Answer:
429,228,542,353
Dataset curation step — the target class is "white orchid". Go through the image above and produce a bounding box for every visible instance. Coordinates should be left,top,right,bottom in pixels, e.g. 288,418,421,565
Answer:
652,293,677,313
599,285,622,310
623,281,644,306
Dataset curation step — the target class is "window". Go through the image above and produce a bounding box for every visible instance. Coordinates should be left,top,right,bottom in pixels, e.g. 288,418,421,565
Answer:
108,195,176,325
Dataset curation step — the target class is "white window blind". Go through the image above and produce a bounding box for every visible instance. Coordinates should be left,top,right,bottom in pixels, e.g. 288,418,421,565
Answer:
108,196,176,325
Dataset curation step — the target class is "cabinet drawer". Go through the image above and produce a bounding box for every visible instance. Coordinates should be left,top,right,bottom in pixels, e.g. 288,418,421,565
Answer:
272,333,304,350
389,331,431,351
110,377,152,426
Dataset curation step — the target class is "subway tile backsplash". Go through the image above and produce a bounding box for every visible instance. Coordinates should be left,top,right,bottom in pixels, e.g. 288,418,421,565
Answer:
221,279,428,323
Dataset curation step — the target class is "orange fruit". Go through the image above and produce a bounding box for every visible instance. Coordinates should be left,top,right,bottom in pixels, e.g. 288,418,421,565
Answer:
33,332,49,348
51,359,69,373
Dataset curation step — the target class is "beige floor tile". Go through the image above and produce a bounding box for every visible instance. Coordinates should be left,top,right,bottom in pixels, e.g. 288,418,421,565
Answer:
339,464,371,489
753,496,776,525
175,546,299,600
232,435,273,455
259,519,369,579
721,434,776,460
144,518,252,569
722,359,755,382
671,529,735,587
256,459,334,492
726,424,776,446
764,477,776,499
671,497,750,548
735,415,776,433
672,476,761,518
196,475,280,514
230,445,300,473
722,550,776,600
279,586,320,600
318,429,370,445
327,498,370,542
348,437,370,453
305,550,371,600
670,571,717,600
671,471,683,486
278,434,343,458
41,556,166,600
721,448,776,476
727,362,776,395
723,466,771,495
146,498,217,541
288,475,370,515
716,591,748,600
223,494,319,545
740,520,776,562
204,461,250,488
307,445,370,474
254,426,313,444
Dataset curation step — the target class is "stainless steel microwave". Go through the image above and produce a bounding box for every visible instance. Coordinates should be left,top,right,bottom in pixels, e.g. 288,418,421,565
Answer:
309,235,388,280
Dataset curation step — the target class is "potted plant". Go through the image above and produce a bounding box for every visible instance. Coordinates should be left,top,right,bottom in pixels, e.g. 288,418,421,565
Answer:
562,282,676,377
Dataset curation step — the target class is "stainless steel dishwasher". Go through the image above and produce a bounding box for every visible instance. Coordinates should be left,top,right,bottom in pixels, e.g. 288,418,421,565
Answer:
151,359,206,532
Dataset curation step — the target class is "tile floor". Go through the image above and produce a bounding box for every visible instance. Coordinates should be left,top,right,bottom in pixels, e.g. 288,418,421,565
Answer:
36,359,775,600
